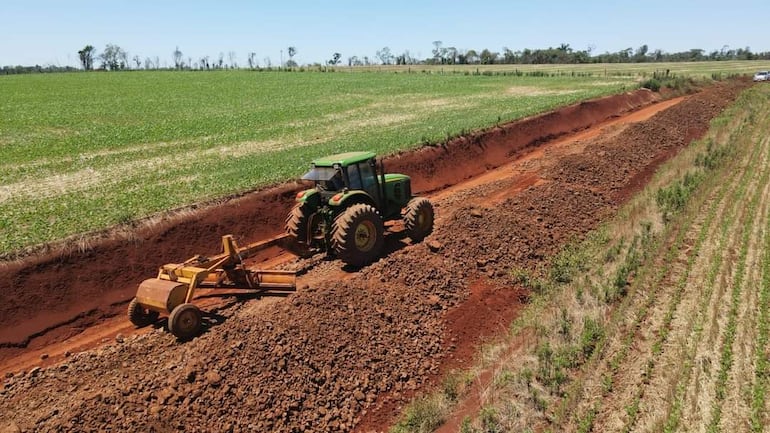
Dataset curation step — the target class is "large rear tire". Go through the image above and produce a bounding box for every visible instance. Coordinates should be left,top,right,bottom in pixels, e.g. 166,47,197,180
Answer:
286,202,312,242
285,202,316,257
168,303,202,340
403,197,434,242
127,297,159,328
331,203,384,267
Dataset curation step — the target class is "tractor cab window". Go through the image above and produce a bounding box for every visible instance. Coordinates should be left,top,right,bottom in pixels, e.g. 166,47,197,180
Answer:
347,164,363,190
302,166,345,191
347,161,377,196
358,161,377,197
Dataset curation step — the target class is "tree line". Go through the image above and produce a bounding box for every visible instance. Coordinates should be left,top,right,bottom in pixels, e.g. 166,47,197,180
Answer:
422,41,770,65
2,42,769,75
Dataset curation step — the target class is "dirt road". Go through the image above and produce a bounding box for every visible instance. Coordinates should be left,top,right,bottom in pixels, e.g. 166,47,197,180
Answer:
0,80,748,432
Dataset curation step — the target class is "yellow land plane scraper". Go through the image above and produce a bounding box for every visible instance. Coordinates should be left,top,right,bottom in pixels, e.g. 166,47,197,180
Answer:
129,234,296,339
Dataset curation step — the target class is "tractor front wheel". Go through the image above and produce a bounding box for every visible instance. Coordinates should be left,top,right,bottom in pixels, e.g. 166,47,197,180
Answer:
403,197,434,242
127,297,159,327
168,303,202,340
331,203,384,267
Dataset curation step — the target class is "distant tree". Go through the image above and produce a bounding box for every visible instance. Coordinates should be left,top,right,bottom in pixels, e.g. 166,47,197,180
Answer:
132,55,141,69
144,57,153,70
376,47,393,65
78,45,95,70
736,46,754,60
634,44,649,62
247,52,257,69
456,50,468,64
479,49,498,64
218,52,224,69
288,46,296,62
688,48,705,61
465,49,479,64
99,44,127,70
328,52,342,65
502,47,516,64
573,49,591,63
228,51,237,68
348,55,361,66
120,51,128,69
395,50,415,65
444,47,457,64
173,46,183,69
432,40,444,64
263,56,272,68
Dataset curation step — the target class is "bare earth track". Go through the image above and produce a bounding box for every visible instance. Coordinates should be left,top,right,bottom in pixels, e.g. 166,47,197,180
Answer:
0,79,749,432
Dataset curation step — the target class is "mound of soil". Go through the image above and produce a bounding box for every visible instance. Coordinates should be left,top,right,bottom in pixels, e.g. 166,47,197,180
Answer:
0,79,750,433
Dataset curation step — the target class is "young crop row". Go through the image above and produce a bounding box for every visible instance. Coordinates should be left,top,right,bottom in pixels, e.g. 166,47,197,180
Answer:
751,169,770,431
706,128,767,432
587,85,769,433
586,85,770,433
0,71,633,256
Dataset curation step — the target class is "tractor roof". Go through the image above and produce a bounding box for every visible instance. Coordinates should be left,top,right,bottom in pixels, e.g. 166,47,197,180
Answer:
311,151,376,167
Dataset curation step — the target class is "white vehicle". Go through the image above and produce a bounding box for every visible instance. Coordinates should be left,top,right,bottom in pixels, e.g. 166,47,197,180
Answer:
754,71,769,82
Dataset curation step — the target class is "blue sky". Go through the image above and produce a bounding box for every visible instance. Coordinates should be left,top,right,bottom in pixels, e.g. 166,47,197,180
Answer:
2,0,769,67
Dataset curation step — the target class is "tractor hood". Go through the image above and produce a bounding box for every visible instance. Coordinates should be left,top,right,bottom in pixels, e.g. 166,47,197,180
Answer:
383,173,410,183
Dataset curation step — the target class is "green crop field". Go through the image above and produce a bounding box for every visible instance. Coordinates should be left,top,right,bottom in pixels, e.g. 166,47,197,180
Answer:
0,61,767,256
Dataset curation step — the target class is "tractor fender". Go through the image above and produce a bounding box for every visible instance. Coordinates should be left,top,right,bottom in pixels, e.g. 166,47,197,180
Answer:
295,189,321,207
329,190,376,209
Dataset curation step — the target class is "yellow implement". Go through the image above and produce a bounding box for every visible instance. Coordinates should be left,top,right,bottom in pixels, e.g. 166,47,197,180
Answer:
129,234,296,339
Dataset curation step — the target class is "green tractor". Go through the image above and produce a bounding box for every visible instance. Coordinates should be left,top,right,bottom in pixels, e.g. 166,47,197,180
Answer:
285,151,434,266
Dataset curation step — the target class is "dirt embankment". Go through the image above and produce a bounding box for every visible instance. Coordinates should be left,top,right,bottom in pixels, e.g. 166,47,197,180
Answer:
0,88,658,351
0,80,750,433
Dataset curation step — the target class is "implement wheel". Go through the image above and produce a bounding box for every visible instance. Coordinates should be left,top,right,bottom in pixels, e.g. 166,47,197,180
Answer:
331,203,384,267
403,197,434,242
168,303,202,340
127,297,159,328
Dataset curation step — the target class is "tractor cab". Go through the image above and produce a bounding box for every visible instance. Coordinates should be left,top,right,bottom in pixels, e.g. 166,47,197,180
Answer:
302,152,377,188
300,151,403,214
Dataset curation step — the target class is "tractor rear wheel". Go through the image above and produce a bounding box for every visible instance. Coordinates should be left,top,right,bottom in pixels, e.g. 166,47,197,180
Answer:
168,303,202,340
403,197,434,242
285,202,316,257
127,297,159,327
331,203,384,267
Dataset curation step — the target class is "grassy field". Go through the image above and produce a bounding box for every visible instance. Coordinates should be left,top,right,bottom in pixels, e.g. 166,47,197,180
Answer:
1,61,768,257
0,70,634,255
411,77,770,432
